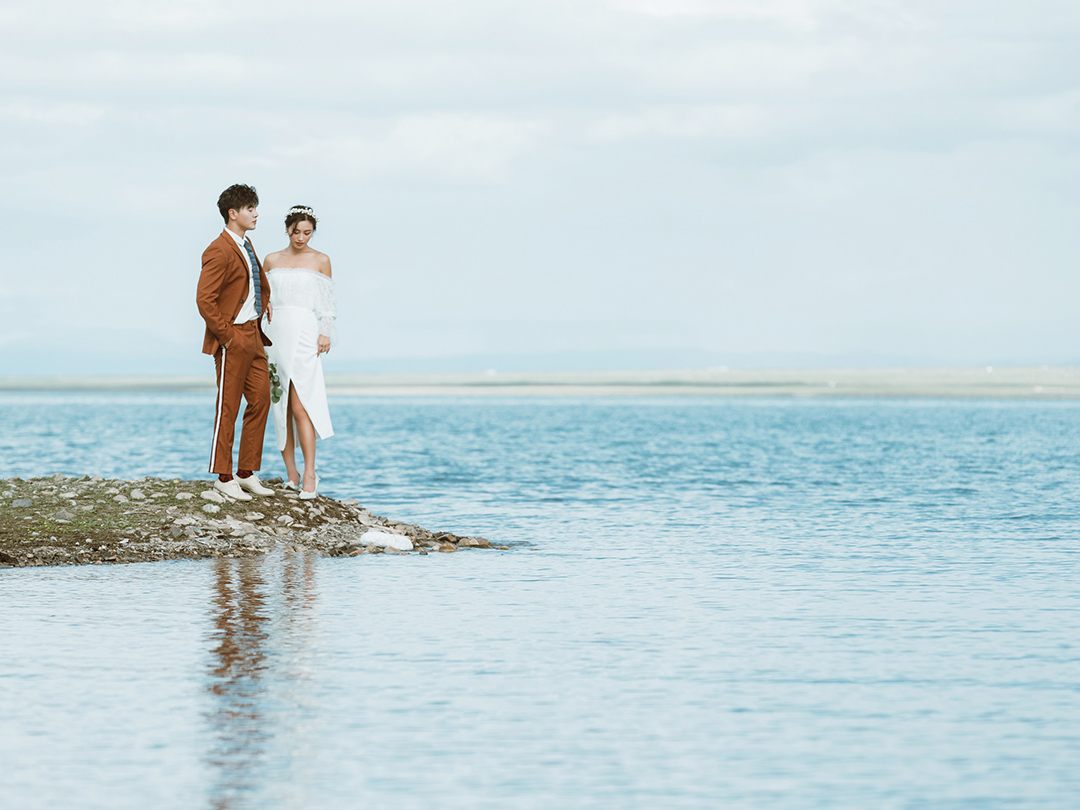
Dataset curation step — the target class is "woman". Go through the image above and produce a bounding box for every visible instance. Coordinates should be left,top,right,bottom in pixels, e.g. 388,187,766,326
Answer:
261,205,336,499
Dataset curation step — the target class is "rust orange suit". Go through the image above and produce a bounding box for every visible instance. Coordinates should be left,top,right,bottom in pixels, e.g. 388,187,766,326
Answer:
196,231,272,475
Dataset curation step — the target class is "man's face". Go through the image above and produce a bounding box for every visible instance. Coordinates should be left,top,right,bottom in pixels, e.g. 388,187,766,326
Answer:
231,205,258,232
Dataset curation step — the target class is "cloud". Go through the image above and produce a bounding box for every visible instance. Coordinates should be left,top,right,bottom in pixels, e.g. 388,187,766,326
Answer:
269,113,551,182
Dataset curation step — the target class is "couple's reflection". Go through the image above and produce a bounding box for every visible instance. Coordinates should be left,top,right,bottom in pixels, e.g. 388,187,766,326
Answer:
204,551,318,809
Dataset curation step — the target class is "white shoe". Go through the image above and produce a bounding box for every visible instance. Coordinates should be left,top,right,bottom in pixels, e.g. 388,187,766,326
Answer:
236,474,274,496
299,476,319,501
283,478,301,492
214,478,252,502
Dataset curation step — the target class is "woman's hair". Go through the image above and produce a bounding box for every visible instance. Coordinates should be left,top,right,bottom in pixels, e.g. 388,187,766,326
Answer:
217,184,259,223
285,205,318,232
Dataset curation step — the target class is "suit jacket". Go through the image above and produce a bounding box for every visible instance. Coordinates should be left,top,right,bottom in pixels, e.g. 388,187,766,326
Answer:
196,231,272,355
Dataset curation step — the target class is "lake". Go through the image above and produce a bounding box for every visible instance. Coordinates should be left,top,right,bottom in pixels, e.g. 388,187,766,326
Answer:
2,393,1079,808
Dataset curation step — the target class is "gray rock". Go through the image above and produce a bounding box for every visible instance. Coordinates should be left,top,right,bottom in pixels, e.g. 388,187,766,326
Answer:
2,490,14,497
244,512,265,521
54,509,75,521
202,504,221,514
59,491,78,499
276,515,296,526
176,492,194,500
12,498,32,508
105,487,120,495
171,525,184,538
79,504,94,512
113,495,129,503
130,489,146,500
201,490,225,504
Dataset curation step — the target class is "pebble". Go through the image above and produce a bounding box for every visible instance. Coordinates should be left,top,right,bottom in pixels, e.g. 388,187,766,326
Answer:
201,490,225,504
130,489,146,500
12,499,33,508
202,504,221,514
176,493,194,500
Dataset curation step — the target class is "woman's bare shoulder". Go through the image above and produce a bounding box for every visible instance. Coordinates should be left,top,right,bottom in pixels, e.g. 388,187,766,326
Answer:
263,249,286,269
314,251,332,277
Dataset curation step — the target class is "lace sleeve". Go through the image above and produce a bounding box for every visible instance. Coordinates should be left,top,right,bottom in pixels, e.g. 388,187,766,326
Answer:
315,275,337,342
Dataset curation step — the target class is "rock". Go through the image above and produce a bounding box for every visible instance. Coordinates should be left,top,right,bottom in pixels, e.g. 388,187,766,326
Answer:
457,537,491,549
2,490,14,497
437,542,457,553
171,525,184,538
341,498,359,506
12,498,33,508
113,495,129,503
60,491,78,499
0,550,19,564
54,509,75,521
176,493,194,500
130,489,146,500
202,504,221,514
360,530,414,552
79,504,95,512
276,515,296,526
244,512,265,521
201,490,225,504
105,487,120,495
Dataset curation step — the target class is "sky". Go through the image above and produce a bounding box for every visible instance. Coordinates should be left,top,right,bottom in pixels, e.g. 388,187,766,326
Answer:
2,0,1080,374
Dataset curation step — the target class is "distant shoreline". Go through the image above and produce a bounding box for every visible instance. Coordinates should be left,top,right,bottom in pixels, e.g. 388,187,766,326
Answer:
2,367,1080,398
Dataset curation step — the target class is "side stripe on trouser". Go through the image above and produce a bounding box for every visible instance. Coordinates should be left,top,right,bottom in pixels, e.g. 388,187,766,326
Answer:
209,346,226,472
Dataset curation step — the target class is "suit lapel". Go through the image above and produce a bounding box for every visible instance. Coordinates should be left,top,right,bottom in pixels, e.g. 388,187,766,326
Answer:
219,230,248,269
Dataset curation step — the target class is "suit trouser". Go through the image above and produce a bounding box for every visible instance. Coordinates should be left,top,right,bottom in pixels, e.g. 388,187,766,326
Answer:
210,320,270,475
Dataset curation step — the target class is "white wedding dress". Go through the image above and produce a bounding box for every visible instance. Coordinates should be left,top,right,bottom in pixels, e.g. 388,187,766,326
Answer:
261,268,336,451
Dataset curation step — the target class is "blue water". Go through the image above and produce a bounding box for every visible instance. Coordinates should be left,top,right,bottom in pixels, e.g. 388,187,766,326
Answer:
2,393,1079,808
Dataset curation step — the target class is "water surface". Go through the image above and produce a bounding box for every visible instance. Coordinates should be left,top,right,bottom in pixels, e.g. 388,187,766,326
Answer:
2,394,1079,808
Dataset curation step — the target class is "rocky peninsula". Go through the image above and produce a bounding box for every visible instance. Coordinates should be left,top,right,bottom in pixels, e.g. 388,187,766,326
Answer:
0,475,497,568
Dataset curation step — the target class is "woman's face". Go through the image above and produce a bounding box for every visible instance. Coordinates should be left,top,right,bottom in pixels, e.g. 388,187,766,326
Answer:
288,221,314,250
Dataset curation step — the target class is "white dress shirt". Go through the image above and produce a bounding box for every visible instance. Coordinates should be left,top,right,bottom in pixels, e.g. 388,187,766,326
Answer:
224,228,258,324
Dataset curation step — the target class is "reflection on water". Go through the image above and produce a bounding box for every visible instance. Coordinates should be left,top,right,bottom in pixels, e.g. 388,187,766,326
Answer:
205,552,318,809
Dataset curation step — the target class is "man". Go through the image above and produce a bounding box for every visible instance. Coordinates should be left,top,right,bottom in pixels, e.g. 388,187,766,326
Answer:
196,183,276,502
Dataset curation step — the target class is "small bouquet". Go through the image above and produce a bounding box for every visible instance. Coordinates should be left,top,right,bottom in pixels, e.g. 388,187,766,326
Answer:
269,363,283,404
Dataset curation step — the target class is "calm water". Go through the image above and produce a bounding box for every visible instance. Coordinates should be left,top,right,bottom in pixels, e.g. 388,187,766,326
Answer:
2,393,1079,809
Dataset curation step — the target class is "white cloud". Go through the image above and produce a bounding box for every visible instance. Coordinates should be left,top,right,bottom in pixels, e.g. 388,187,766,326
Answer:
270,113,551,182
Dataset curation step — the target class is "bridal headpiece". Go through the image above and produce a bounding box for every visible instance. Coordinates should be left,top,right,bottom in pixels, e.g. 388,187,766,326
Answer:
288,206,317,220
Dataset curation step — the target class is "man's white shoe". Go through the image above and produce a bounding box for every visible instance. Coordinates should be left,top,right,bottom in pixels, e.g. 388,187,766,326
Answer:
236,474,274,496
214,478,253,502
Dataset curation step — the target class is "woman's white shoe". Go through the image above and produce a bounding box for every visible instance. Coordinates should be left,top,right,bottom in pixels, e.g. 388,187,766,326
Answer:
283,478,301,492
299,475,319,500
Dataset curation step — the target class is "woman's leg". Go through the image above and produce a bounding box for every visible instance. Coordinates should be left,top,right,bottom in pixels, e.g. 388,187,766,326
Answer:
289,382,318,491
281,389,300,486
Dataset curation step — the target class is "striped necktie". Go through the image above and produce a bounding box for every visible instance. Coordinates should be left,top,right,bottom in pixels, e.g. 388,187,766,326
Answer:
244,239,262,316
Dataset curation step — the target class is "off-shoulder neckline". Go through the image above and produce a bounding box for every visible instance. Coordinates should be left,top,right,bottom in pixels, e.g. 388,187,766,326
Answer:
266,266,332,279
